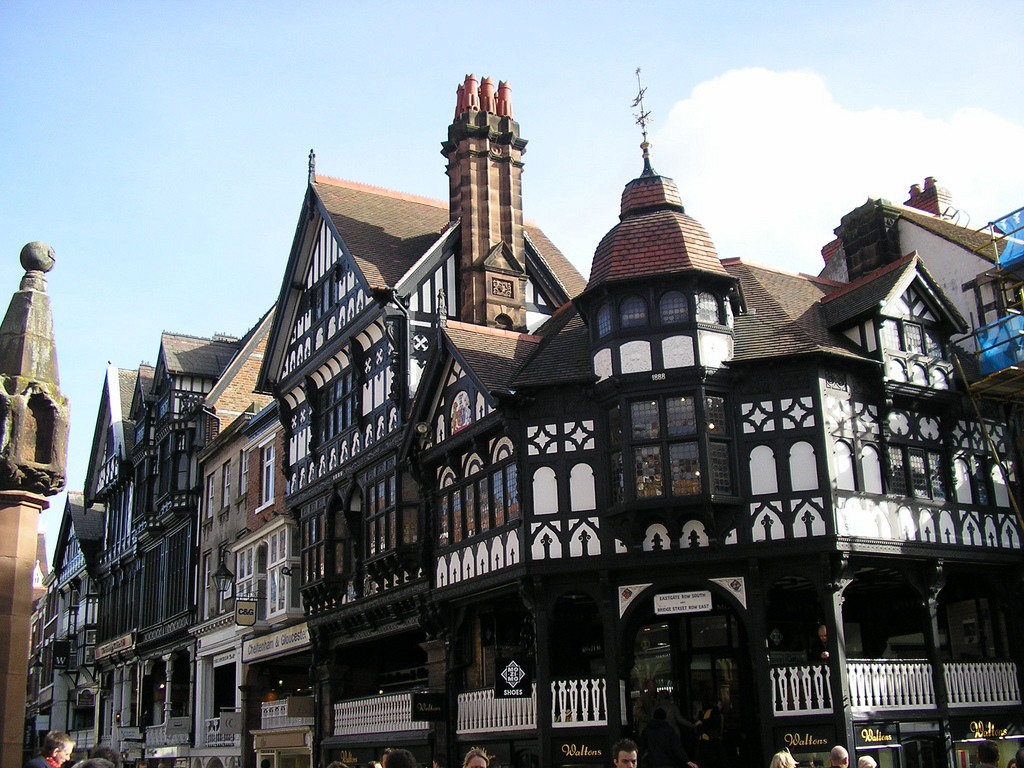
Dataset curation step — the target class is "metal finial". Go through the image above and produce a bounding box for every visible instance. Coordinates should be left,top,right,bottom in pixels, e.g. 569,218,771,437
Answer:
631,68,654,174
308,149,316,184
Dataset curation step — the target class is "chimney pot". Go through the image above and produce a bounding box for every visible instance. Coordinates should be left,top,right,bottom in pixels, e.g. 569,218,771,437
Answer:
909,184,922,196
496,81,513,118
479,77,496,113
924,176,936,189
463,74,480,112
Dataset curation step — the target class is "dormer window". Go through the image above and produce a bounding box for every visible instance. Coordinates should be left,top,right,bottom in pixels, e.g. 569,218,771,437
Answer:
697,292,720,324
659,291,688,324
596,305,612,337
621,296,648,327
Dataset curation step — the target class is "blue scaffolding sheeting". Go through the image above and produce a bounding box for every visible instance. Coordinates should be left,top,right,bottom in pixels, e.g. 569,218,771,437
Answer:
977,313,1024,375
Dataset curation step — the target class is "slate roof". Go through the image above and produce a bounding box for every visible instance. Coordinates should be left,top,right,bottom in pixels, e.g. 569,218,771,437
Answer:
899,207,1004,261
160,333,240,379
587,171,726,290
67,491,104,543
524,227,587,299
512,304,594,388
314,176,450,287
444,321,542,392
724,260,869,364
818,254,919,328
117,369,137,414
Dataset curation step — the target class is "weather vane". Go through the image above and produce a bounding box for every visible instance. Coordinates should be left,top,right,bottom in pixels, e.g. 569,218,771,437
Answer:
632,68,651,143
631,68,653,171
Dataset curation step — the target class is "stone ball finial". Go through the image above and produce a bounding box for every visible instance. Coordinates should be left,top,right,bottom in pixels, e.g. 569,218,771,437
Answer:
20,242,55,274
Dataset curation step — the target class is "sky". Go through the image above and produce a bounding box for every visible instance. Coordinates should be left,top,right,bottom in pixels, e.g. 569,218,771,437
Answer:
3,1,1024,562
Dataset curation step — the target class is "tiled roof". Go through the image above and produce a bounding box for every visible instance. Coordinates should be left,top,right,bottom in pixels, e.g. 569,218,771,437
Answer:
512,304,594,388
117,369,137,417
314,176,450,287
587,172,726,289
524,226,587,299
724,260,869,363
443,321,542,392
161,333,240,378
135,363,155,402
67,491,104,543
818,254,918,327
899,207,1003,262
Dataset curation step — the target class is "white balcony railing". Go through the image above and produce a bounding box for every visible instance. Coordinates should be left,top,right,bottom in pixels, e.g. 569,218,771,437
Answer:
458,684,537,735
771,665,833,716
849,660,935,710
69,729,95,749
551,679,609,728
144,723,189,747
203,715,240,747
945,661,1021,707
261,697,314,730
333,692,430,736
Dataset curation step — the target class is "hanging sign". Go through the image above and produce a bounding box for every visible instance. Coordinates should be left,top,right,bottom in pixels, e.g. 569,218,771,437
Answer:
655,590,712,615
411,692,448,721
495,657,531,698
235,599,258,626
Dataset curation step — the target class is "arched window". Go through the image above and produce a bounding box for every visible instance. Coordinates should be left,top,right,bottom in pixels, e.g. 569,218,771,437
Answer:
532,467,558,515
835,441,855,491
697,292,720,323
859,445,883,494
789,441,818,491
659,291,688,324
954,458,972,504
749,446,778,495
620,296,648,327
569,463,596,512
596,304,612,337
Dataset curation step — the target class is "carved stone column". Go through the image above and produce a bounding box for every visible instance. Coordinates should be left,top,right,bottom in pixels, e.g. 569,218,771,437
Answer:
0,243,69,768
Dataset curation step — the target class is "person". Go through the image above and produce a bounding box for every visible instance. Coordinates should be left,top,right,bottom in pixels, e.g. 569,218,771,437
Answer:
640,707,699,768
978,741,1000,768
88,746,121,768
612,738,639,768
829,746,849,768
327,762,351,768
654,690,695,737
634,679,659,736
813,624,830,661
26,731,75,768
769,751,796,768
463,749,489,768
69,761,113,768
384,750,417,768
1015,747,1024,768
695,699,727,768
858,757,877,768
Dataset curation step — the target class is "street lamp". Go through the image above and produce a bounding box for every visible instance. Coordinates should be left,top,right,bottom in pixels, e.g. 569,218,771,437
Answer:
212,547,234,595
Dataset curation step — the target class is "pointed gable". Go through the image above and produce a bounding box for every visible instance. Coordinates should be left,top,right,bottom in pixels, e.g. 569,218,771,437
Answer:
84,364,137,501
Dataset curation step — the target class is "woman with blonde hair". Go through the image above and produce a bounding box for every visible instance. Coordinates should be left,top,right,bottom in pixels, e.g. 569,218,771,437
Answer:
463,749,489,768
770,750,797,768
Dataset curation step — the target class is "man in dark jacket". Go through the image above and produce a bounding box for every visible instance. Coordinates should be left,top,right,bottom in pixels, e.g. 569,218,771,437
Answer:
640,708,699,768
25,731,75,768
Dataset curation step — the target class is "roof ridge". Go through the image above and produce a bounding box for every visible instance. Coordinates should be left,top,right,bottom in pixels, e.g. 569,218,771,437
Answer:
819,252,918,305
445,320,543,343
314,174,447,210
722,257,845,287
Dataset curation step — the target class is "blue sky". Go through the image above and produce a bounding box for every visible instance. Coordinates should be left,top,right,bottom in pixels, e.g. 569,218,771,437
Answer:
3,1,1023,560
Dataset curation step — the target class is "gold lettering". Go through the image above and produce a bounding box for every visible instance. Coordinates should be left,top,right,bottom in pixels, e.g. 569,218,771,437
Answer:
561,744,603,757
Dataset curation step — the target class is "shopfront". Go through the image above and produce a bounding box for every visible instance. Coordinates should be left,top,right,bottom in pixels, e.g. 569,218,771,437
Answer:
951,717,1024,768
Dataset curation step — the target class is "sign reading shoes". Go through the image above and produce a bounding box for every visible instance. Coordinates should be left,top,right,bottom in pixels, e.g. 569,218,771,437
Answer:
654,590,712,615
496,657,531,698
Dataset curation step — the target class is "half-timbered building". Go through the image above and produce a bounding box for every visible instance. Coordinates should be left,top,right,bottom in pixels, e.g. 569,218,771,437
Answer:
255,76,1022,768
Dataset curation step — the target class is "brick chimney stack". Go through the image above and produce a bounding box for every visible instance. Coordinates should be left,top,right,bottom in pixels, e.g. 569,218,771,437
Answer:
904,176,954,218
442,74,527,331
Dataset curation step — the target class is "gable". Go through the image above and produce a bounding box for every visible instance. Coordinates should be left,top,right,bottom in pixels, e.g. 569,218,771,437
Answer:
422,358,496,449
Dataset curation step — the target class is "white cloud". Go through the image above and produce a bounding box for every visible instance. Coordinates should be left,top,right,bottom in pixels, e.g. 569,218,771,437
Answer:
652,68,1024,275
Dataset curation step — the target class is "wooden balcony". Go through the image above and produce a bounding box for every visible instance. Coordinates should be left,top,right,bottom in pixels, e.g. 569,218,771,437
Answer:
261,696,314,730
333,691,430,736
771,660,1020,717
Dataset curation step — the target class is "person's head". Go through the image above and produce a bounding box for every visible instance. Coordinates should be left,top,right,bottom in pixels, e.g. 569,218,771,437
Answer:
1015,748,1024,768
818,624,828,643
830,745,849,767
859,757,878,768
978,741,1000,766
326,763,351,768
770,750,797,768
463,749,489,768
612,738,639,768
384,749,416,768
70,761,114,768
89,745,121,768
43,731,75,761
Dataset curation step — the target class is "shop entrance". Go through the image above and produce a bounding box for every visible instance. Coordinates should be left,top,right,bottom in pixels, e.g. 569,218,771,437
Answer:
630,595,758,768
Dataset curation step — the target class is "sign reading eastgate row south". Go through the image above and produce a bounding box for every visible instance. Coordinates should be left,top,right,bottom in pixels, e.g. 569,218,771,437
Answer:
654,590,713,615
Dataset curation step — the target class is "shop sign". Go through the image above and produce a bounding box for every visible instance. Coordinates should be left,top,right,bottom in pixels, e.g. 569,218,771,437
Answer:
36,715,50,731
776,723,836,750
236,599,258,626
495,657,531,698
655,590,712,615
331,750,363,765
77,690,95,707
95,632,134,660
118,727,142,741
856,723,898,747
255,732,309,749
166,716,190,735
212,649,236,666
242,622,310,663
959,719,1014,740
556,741,605,763
411,692,447,721
52,640,72,669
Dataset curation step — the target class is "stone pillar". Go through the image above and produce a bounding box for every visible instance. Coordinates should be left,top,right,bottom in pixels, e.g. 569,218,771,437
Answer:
0,490,48,761
0,243,69,768
163,654,175,723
